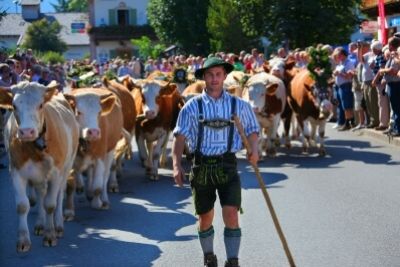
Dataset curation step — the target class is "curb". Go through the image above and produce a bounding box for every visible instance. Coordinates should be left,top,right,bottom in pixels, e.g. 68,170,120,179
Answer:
352,128,400,147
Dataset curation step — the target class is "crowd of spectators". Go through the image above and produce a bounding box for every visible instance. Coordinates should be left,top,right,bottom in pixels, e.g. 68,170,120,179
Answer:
330,35,400,137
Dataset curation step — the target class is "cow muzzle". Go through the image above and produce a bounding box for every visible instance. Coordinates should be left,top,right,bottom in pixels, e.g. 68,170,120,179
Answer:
83,128,101,141
145,110,157,120
17,128,38,141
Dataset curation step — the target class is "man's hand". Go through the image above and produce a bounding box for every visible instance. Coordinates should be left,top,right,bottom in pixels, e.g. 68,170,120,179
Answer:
173,164,185,187
246,132,259,166
172,134,186,187
247,151,259,167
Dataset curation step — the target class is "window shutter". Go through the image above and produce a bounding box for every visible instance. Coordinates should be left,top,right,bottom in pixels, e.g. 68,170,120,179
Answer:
128,9,137,25
108,9,116,26
109,49,117,59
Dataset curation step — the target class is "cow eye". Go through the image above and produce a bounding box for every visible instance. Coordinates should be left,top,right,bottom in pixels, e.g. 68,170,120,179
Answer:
39,104,43,109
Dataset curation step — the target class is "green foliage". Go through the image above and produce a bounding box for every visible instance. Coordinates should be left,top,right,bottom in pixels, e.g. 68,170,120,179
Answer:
307,47,332,88
1,47,17,57
233,0,269,39
67,0,88,12
41,51,65,65
52,0,88,12
131,36,165,59
67,63,98,87
51,0,69,12
148,0,210,55
104,69,117,81
207,0,254,53
22,19,67,53
235,0,362,49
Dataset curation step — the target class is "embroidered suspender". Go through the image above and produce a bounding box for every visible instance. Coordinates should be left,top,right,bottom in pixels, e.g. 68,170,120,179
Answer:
195,95,237,154
196,96,205,152
228,97,236,152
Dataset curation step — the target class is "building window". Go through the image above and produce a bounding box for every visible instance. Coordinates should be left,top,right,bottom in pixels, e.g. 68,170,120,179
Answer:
109,8,137,26
117,9,129,26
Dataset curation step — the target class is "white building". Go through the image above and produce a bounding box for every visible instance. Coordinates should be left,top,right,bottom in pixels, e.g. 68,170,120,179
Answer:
88,0,153,62
0,0,90,60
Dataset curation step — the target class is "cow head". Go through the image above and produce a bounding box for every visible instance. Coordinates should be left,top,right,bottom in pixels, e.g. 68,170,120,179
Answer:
64,90,116,141
134,80,176,120
307,82,333,120
224,71,250,97
245,80,279,115
0,81,58,141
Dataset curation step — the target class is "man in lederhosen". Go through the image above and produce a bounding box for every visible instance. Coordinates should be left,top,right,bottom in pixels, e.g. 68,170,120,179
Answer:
172,57,260,267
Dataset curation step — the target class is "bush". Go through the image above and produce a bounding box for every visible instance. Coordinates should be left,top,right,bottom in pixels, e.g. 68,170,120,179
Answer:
41,51,65,65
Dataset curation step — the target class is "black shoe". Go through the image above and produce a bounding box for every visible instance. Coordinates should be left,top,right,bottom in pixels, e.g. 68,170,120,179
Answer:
374,125,388,131
224,258,240,267
367,124,378,129
328,117,337,123
204,253,218,267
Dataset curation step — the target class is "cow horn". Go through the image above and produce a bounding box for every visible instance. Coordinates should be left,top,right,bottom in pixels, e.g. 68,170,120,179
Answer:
102,76,110,87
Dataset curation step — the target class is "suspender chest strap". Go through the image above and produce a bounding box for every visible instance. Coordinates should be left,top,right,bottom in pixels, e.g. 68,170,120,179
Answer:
195,95,237,153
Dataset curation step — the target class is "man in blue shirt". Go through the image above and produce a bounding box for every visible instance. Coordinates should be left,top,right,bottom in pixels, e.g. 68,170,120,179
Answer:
172,57,259,267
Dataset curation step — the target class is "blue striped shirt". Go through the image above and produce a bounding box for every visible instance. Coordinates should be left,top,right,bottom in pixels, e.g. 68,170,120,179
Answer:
373,53,386,75
173,90,260,155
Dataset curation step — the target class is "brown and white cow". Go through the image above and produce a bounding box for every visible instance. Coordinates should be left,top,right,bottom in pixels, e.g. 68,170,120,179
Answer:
64,88,123,213
288,69,333,155
242,72,287,157
181,71,248,101
181,80,205,101
0,82,79,252
133,79,184,179
224,70,250,97
102,78,137,192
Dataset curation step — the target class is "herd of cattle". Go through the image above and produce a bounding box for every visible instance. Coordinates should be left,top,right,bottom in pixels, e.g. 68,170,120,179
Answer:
0,57,333,252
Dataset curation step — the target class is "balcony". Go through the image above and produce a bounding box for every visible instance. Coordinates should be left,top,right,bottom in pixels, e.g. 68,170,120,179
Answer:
361,0,400,17
88,24,156,41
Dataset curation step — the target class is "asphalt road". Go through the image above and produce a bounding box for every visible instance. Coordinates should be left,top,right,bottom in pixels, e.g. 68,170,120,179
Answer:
1,123,399,267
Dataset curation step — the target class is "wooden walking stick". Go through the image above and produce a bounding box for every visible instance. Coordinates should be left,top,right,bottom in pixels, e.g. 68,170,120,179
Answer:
233,115,296,267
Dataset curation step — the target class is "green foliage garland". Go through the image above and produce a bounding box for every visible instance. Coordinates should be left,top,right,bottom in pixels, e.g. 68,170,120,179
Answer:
307,47,332,88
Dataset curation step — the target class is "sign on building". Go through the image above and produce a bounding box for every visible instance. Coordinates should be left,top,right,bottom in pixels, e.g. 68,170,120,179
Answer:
71,22,86,33
360,20,379,34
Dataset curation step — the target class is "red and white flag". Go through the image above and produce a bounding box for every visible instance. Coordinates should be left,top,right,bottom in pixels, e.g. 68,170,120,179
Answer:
378,0,387,45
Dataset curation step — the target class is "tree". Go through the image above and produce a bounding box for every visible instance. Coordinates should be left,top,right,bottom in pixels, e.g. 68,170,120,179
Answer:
148,0,211,55
22,19,67,53
51,0,69,12
52,0,88,12
235,0,362,49
131,36,166,59
67,0,88,12
207,0,254,53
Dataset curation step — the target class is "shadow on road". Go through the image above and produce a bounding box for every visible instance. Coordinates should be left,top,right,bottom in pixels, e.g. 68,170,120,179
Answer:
259,139,399,169
0,154,197,267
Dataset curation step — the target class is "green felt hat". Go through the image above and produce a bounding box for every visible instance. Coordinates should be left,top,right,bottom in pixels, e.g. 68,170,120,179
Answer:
194,57,234,79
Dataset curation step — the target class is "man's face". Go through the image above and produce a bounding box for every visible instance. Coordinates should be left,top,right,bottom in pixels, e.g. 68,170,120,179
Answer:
203,66,226,93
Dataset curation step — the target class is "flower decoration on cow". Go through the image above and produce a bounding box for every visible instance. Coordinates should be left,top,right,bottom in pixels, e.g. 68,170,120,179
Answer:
307,47,332,89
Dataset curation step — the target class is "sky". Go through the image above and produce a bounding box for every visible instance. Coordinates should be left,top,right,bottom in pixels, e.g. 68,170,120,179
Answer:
1,0,55,13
